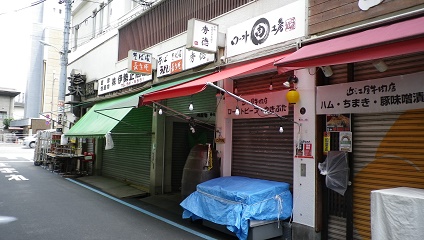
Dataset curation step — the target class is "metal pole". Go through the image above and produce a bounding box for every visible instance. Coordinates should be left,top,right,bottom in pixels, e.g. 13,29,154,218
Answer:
57,0,72,132
205,82,300,125
51,71,55,129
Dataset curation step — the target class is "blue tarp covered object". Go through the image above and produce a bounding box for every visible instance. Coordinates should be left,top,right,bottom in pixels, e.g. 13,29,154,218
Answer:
180,176,293,240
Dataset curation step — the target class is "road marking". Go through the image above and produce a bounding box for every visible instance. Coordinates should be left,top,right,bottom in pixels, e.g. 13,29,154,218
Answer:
66,178,217,240
0,161,33,163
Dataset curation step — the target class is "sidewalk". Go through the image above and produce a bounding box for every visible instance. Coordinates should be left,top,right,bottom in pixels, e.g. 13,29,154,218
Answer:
77,175,148,199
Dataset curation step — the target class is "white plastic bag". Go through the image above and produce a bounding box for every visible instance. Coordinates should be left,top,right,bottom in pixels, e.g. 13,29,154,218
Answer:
105,132,114,150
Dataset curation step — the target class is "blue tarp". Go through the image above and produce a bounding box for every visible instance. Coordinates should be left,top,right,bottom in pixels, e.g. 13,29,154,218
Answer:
180,176,293,240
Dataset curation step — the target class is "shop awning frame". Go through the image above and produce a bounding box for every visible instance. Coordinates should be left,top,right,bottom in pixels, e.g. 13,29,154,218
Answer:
64,93,141,138
65,72,211,138
274,16,424,72
140,53,292,105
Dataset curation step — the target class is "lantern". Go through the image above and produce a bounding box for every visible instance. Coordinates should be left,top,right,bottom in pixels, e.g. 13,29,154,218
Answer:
286,89,300,104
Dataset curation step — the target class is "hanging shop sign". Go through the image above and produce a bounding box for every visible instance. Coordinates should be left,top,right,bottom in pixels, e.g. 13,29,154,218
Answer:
226,90,289,118
186,18,218,53
316,71,424,114
98,69,152,95
127,50,153,75
157,46,215,77
67,73,86,98
226,0,306,57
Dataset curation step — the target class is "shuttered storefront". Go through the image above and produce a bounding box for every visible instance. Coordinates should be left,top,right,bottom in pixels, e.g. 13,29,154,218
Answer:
166,87,216,192
230,71,294,184
102,107,153,189
232,116,294,183
352,109,424,239
321,53,424,240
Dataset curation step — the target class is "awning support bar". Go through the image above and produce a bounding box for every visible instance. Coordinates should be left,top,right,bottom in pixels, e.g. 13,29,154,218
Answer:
94,109,136,128
205,82,300,126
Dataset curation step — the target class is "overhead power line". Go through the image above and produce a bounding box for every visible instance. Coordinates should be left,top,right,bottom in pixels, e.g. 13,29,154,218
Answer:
0,0,46,16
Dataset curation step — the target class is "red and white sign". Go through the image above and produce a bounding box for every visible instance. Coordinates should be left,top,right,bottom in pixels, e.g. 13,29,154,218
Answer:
128,50,153,75
157,46,215,77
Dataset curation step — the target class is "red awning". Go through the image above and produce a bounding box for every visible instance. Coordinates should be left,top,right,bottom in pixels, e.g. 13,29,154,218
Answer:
141,53,291,104
274,16,424,72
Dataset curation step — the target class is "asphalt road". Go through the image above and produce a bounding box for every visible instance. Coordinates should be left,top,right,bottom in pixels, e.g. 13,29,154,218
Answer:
0,144,234,240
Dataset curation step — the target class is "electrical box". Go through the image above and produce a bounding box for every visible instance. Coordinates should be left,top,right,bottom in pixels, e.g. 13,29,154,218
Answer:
300,163,306,177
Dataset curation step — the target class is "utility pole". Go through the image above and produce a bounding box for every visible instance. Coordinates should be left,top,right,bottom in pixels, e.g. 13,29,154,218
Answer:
57,0,72,132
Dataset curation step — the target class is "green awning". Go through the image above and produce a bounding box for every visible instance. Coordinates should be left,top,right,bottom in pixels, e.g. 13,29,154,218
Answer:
65,92,141,138
64,72,211,138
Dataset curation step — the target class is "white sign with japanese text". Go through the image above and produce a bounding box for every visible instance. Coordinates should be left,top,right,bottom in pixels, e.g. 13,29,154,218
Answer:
185,48,215,70
98,69,152,95
127,50,153,75
157,47,215,77
226,0,306,57
226,90,289,118
157,47,185,77
316,71,424,114
186,18,218,53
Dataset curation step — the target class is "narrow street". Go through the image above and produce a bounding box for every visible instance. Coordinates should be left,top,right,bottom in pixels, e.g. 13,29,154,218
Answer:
0,143,235,240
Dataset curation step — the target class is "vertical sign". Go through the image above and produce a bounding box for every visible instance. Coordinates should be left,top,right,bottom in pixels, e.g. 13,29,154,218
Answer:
186,18,218,53
323,132,330,154
128,50,152,75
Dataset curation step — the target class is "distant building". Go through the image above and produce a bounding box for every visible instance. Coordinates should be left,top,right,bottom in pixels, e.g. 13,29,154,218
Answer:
0,87,20,142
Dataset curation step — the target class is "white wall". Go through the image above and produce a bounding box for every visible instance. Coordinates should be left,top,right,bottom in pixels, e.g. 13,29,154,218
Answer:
292,68,317,227
71,0,300,85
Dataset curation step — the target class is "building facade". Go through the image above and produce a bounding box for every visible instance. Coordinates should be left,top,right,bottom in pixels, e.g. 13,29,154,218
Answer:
64,0,424,239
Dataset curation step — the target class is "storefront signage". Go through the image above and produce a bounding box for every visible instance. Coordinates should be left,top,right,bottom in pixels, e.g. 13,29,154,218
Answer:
98,69,152,95
157,46,215,77
186,18,218,53
226,0,306,57
157,47,184,77
226,90,289,118
316,71,424,114
127,50,153,75
326,114,351,132
339,131,352,152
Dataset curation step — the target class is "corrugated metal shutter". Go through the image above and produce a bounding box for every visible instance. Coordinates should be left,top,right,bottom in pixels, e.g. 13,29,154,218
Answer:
328,215,346,240
230,71,294,184
352,109,424,239
167,87,216,114
232,115,294,184
322,55,424,239
102,107,153,189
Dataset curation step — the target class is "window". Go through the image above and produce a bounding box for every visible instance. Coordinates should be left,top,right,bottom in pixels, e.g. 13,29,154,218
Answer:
106,0,112,28
0,111,7,119
99,3,104,34
92,9,97,38
73,25,79,50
